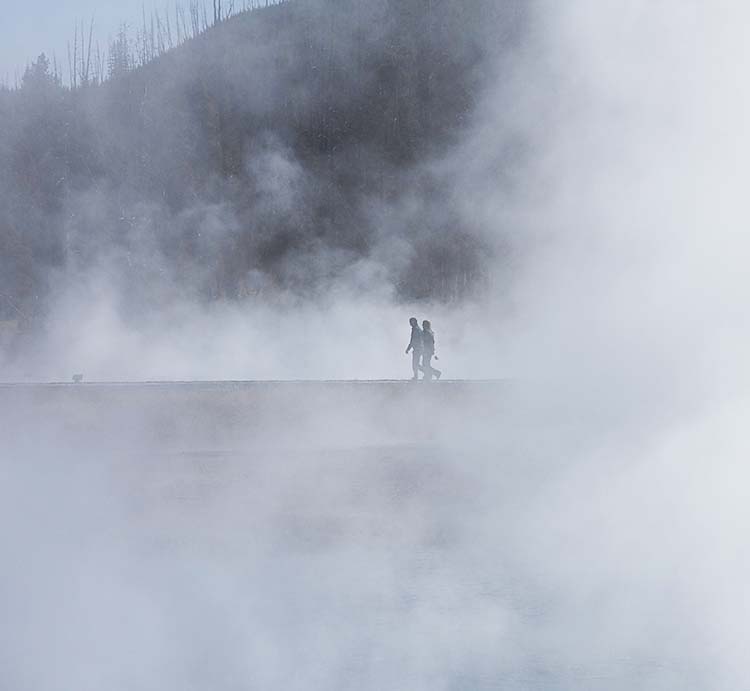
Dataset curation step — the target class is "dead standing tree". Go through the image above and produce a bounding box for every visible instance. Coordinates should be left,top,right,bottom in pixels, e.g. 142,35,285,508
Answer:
61,0,282,89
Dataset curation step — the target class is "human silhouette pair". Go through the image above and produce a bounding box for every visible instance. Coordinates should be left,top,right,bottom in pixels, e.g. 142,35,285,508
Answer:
405,317,441,381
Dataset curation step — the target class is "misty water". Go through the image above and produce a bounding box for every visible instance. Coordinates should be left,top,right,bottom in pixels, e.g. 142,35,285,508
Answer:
1,382,720,689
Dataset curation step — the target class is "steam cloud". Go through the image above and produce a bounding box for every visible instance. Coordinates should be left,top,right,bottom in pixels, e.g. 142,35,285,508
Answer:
2,0,749,689
0,0,525,381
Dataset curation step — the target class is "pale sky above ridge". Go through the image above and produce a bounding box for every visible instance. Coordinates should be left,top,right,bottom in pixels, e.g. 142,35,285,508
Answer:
1,1,154,84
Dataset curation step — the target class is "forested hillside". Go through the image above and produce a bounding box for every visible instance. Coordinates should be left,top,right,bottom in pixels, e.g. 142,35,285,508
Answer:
0,0,524,330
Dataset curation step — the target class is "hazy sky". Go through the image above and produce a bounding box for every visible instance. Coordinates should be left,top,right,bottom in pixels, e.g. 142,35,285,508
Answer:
0,0,149,83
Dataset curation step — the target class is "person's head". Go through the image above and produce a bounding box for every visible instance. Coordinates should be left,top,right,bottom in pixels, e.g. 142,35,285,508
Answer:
422,320,431,331
409,317,418,327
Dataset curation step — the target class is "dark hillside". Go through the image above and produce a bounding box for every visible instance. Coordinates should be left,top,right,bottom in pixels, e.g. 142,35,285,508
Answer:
0,0,525,328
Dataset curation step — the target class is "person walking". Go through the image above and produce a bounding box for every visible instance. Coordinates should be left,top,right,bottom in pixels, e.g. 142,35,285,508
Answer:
421,320,441,381
405,317,423,380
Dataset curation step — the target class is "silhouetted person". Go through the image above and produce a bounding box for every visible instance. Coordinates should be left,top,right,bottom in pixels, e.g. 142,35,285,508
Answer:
421,320,441,381
405,317,423,380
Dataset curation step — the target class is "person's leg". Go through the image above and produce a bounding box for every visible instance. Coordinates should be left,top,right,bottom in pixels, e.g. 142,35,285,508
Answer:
411,350,421,379
423,355,433,381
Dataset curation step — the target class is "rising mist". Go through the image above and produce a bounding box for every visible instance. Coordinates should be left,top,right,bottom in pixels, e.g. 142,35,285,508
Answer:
2,0,750,689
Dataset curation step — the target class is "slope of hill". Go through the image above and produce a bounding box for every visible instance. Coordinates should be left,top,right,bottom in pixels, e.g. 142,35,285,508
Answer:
0,0,525,330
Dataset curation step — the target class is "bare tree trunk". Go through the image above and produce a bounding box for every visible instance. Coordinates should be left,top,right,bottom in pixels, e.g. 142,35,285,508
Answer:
175,4,183,44
83,17,95,85
156,11,165,55
165,9,173,49
72,25,78,88
202,1,209,31
190,2,200,37
142,5,149,65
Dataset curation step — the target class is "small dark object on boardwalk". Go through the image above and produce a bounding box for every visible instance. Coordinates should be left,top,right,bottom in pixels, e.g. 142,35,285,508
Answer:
72,374,84,384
